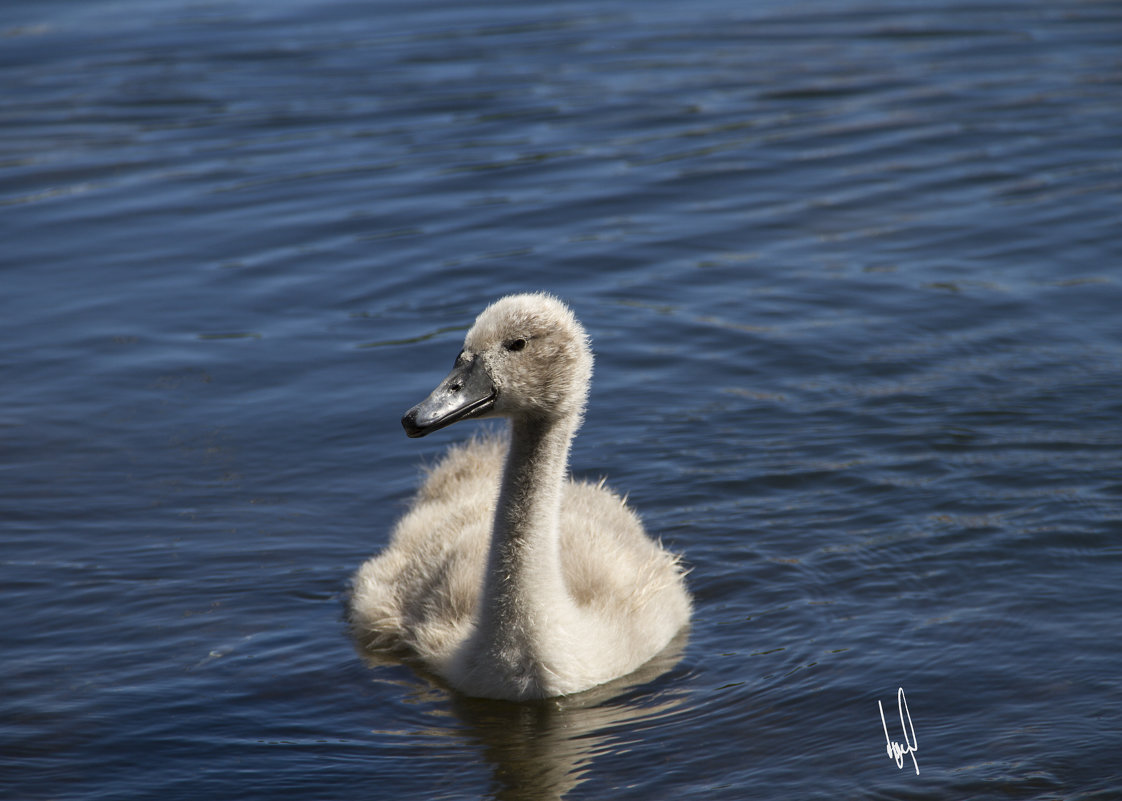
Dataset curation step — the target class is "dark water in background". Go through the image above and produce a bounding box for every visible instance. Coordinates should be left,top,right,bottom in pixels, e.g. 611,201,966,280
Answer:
3,0,1121,798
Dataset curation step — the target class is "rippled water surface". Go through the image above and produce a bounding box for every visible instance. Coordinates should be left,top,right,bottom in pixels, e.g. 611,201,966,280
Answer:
4,0,1121,798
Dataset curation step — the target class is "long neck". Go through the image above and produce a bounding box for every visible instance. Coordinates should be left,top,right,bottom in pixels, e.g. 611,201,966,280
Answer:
478,413,579,660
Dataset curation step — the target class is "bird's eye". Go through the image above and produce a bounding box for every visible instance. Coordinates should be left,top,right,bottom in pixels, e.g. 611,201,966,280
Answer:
505,338,527,352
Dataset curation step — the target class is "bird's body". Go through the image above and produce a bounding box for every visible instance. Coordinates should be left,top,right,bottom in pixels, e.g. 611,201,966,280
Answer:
350,293,690,701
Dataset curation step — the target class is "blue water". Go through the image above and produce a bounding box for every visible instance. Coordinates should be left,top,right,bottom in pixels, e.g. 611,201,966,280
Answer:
3,0,1121,798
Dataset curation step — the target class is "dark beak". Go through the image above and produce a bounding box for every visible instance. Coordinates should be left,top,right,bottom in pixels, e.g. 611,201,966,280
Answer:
401,355,496,438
